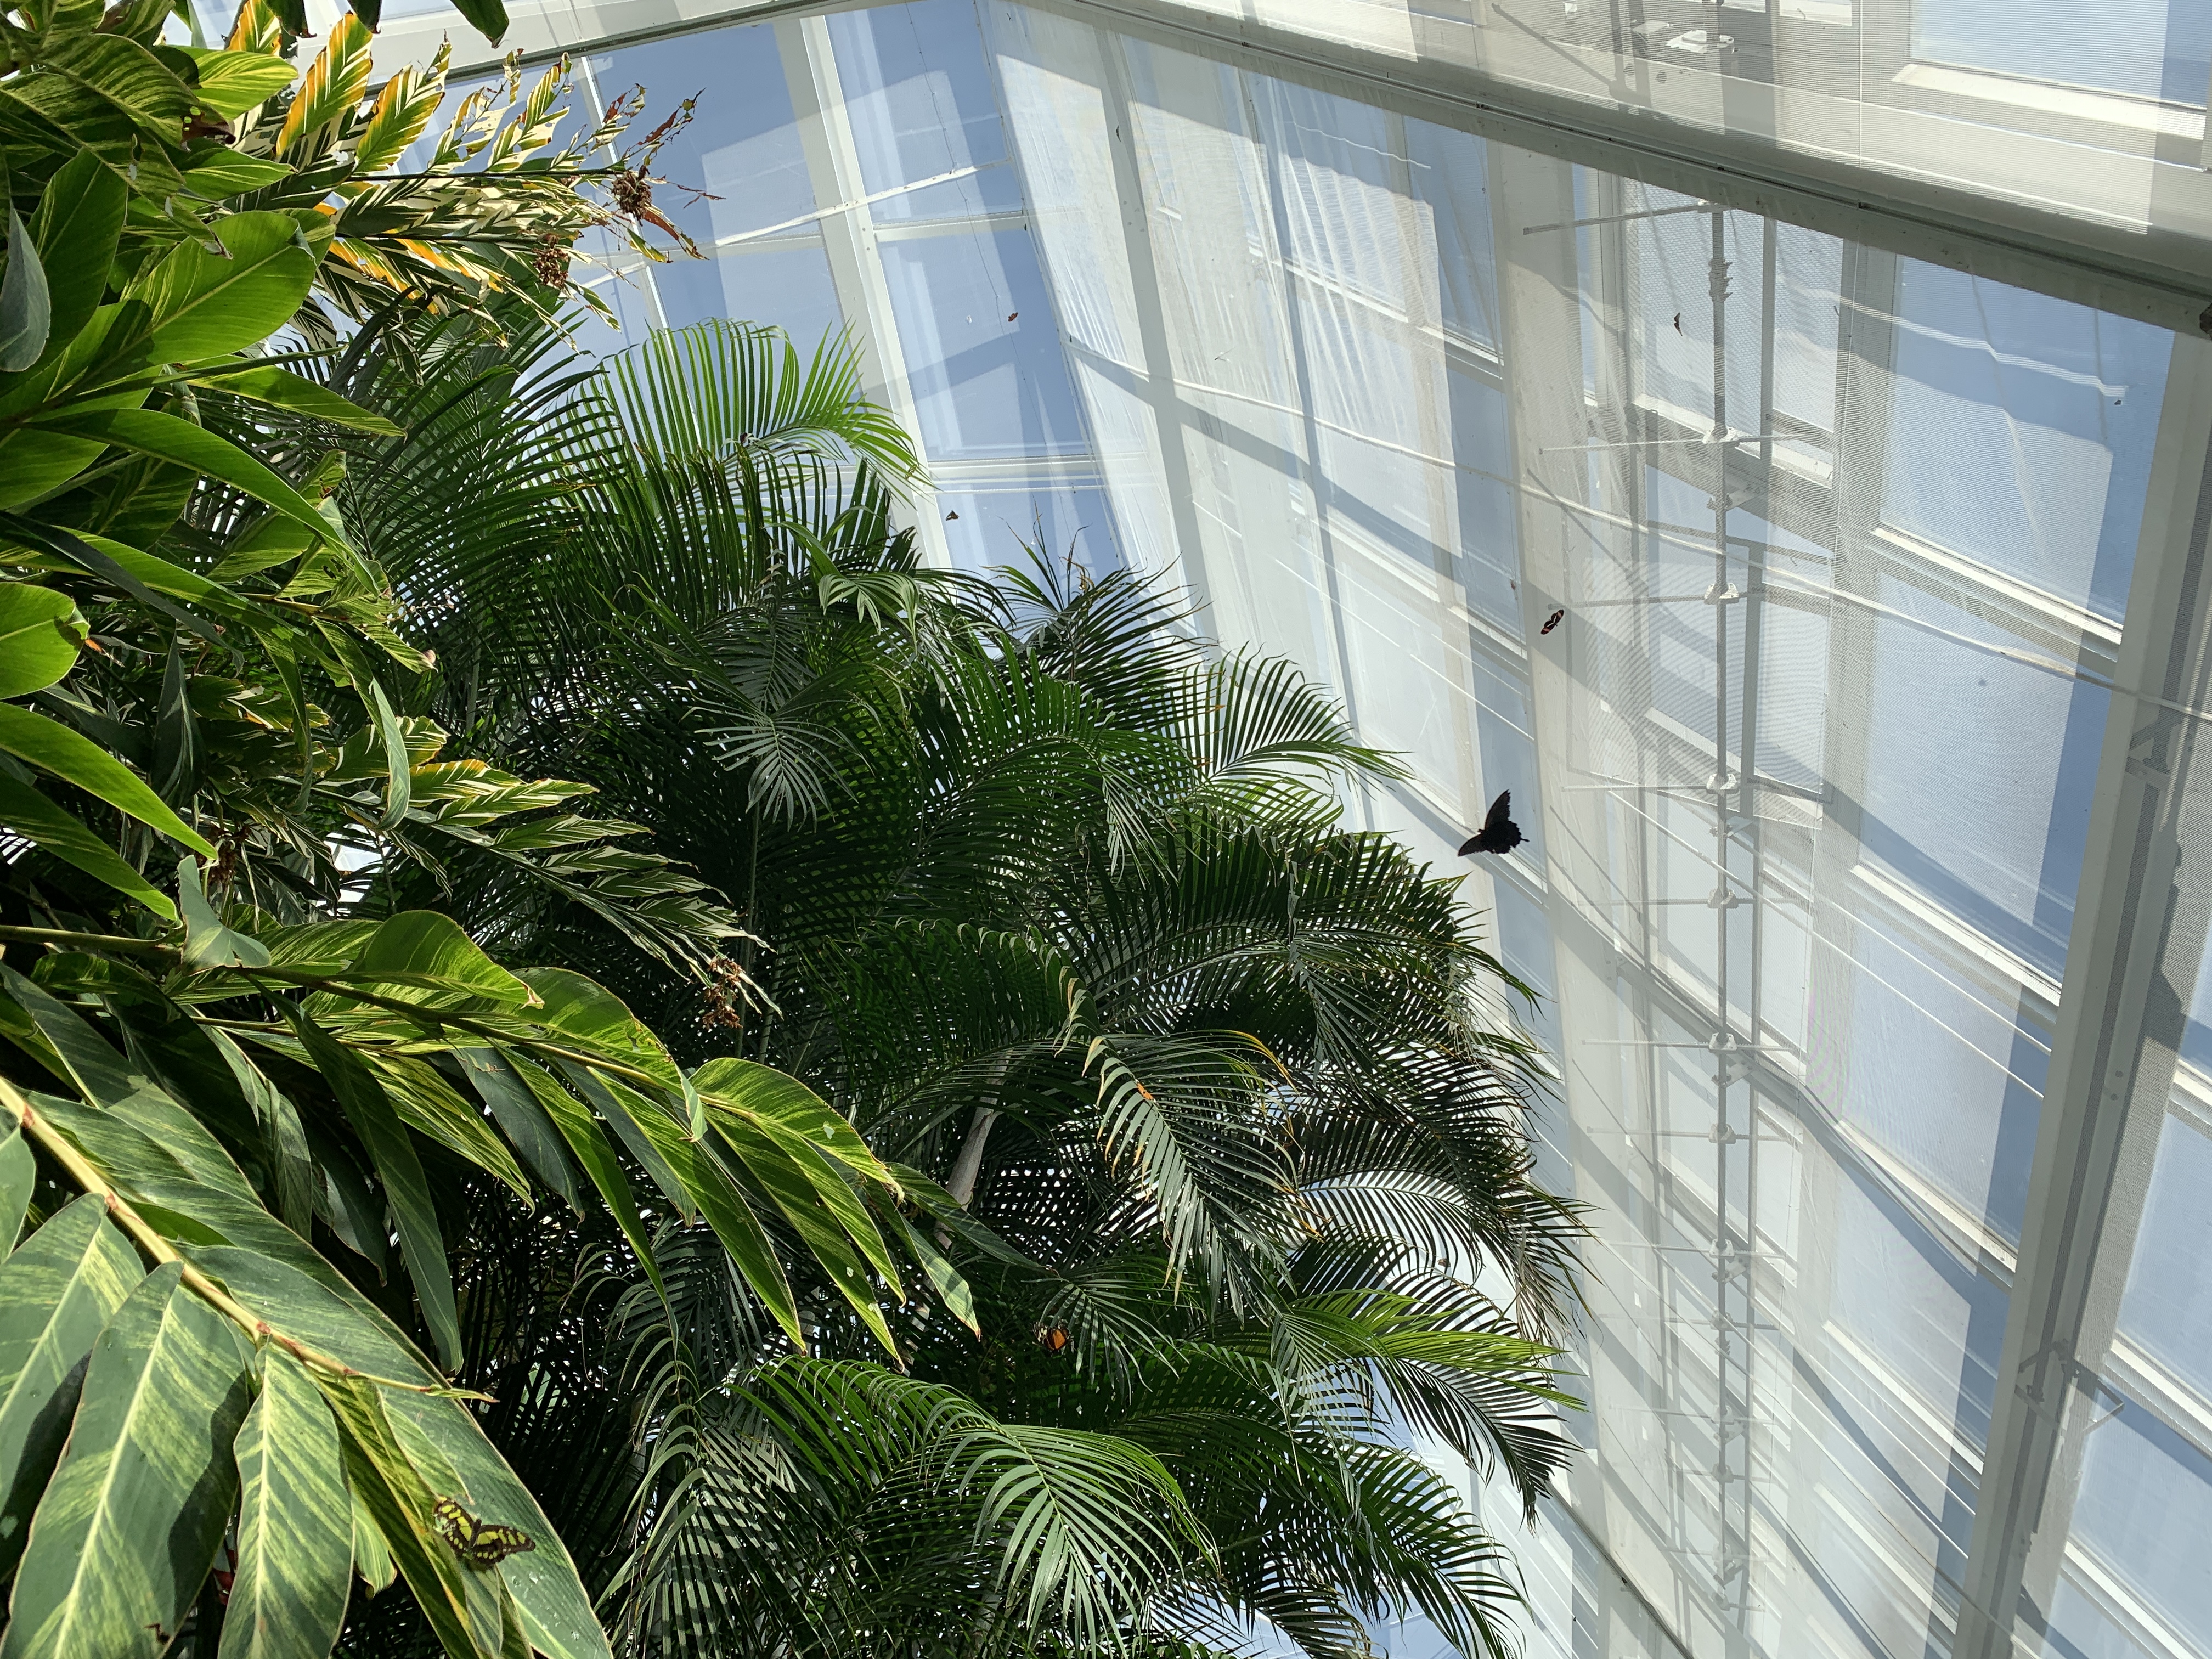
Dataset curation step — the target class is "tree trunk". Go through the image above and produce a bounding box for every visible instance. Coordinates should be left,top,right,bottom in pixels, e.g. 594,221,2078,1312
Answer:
945,1107,998,1209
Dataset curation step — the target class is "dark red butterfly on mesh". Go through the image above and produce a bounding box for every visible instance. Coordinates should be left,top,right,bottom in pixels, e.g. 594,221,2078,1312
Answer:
1541,608,1564,635
1458,791,1523,857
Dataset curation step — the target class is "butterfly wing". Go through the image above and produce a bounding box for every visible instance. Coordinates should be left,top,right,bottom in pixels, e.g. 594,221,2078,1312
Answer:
434,1497,536,1568
1458,791,1523,856
465,1523,535,1566
433,1497,468,1549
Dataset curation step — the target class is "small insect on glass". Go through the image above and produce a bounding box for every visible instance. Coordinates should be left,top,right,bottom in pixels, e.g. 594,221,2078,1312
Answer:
434,1497,537,1568
1540,608,1564,635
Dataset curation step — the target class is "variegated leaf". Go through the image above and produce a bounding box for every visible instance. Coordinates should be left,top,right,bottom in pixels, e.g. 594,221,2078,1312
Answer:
352,42,452,174
275,12,375,160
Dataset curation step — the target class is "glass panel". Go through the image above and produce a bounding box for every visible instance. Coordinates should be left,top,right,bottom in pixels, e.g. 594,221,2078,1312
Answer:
879,228,1090,459
1881,264,2171,620
652,243,845,351
591,25,814,245
1856,579,2108,976
1912,0,2212,105
2117,1114,2212,1403
937,481,1121,575
2064,1404,2212,1651
827,0,1024,222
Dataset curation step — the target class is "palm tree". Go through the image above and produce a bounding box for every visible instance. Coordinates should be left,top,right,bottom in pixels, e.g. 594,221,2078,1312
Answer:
326,311,1584,1657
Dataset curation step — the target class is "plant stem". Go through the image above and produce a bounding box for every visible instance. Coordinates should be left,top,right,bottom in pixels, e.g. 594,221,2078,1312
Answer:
0,924,174,957
0,1076,475,1398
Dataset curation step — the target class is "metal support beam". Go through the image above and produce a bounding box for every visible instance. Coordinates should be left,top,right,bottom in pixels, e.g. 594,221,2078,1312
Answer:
1953,334,2212,1659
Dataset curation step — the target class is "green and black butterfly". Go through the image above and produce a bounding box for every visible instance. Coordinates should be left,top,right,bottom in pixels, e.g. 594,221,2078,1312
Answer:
432,1497,536,1568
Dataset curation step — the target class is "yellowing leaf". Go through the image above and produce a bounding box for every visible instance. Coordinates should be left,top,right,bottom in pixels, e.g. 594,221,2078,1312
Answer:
226,0,282,56
276,13,375,160
352,43,451,173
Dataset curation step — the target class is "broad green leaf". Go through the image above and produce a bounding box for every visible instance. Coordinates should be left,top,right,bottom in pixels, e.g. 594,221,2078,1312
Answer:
0,774,174,916
310,1126,388,1277
381,1397,596,1659
25,151,125,363
69,531,226,605
0,1197,142,1579
196,365,402,435
505,1057,662,1299
154,638,196,800
2,968,285,1211
457,1048,582,1213
369,1054,529,1204
723,1104,901,1294
318,1374,499,1659
0,428,108,510
221,1349,351,1659
696,1061,900,1265
552,1063,690,1220
0,969,148,1111
713,1113,896,1355
0,1130,30,1257
0,584,84,698
179,150,293,200
0,991,67,1087
628,1104,810,1352
444,0,507,47
174,1249,435,1390
342,912,531,1005
0,699,215,855
178,855,272,966
284,1008,461,1370
183,47,298,116
122,211,316,364
0,211,50,375
351,48,449,171
515,967,684,1092
351,1486,397,1593
697,1055,885,1172
0,521,229,642
28,1081,352,1299
262,918,380,974
32,407,333,545
40,35,196,141
274,14,375,158
0,1263,251,1659
885,1202,980,1336
189,1249,612,1659
369,680,410,828
208,1028,316,1238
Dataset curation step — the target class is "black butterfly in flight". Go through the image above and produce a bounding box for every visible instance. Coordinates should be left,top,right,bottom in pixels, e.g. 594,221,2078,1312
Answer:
433,1497,536,1568
1458,791,1523,857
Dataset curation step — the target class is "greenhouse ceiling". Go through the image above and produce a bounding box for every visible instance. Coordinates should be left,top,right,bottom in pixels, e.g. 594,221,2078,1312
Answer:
239,1,2212,1655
